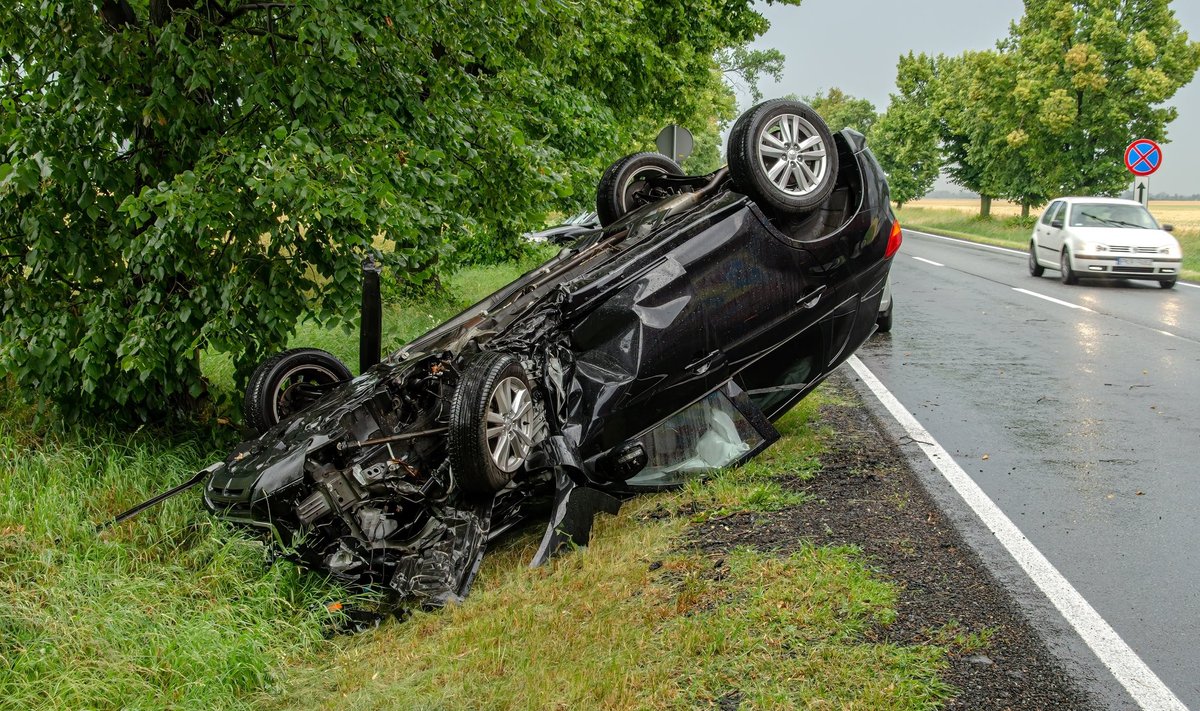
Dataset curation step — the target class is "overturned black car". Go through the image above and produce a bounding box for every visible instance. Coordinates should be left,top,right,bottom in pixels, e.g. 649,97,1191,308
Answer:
202,100,902,605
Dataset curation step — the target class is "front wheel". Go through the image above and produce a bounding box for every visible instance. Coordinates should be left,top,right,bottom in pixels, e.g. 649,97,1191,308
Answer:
244,348,353,434
1029,242,1045,277
449,352,544,496
1060,249,1078,285
1159,279,1176,290
727,99,839,215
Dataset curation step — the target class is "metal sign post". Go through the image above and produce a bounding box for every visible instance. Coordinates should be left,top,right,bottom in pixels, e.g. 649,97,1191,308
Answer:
655,125,694,164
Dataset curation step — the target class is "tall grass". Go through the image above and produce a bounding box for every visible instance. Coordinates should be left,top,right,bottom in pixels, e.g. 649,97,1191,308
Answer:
0,407,346,710
265,406,954,711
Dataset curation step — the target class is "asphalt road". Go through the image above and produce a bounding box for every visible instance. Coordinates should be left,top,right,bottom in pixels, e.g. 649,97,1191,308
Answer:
855,230,1200,709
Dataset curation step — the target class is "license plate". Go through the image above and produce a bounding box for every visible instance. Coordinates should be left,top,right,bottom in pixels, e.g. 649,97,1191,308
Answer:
1115,257,1152,267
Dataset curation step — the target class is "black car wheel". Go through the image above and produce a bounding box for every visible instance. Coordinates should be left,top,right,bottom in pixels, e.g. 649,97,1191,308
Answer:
244,348,353,433
728,99,839,215
1029,242,1045,277
1060,249,1078,285
876,296,894,333
596,152,683,227
1160,279,1176,290
449,352,542,496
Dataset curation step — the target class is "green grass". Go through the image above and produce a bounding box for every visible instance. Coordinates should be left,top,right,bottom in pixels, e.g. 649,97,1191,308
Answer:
896,205,1200,281
0,396,346,710
257,400,954,710
3,256,963,710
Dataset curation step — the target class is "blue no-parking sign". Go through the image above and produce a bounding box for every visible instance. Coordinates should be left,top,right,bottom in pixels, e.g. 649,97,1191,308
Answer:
1125,139,1163,177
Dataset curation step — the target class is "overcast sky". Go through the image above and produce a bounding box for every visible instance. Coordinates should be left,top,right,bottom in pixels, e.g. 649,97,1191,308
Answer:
742,0,1200,195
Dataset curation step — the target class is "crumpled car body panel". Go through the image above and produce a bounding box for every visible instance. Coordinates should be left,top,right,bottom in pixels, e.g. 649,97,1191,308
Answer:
204,130,896,604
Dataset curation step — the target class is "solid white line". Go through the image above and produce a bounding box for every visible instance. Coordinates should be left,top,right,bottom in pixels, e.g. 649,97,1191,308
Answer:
1158,330,1177,338
847,356,1186,711
911,256,945,267
1178,281,1200,290
1012,288,1094,312
904,228,1026,256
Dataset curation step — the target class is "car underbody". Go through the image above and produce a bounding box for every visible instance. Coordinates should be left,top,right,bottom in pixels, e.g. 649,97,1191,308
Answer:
113,101,902,608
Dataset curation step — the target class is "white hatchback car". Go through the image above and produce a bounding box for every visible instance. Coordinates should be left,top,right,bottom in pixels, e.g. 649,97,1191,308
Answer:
1029,197,1183,289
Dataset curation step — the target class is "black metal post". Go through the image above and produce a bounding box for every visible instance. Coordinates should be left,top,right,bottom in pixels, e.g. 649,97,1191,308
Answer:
360,256,382,373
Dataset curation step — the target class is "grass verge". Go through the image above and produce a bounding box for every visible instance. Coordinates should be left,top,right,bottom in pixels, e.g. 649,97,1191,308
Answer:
896,205,1200,282
261,398,955,710
4,255,960,710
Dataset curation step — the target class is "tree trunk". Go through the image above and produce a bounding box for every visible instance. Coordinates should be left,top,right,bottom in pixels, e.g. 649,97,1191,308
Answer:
1021,203,1030,219
980,195,992,218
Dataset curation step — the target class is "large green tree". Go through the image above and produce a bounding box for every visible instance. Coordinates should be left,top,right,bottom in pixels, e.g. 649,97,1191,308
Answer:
869,53,941,208
803,87,877,135
997,0,1200,209
0,0,798,421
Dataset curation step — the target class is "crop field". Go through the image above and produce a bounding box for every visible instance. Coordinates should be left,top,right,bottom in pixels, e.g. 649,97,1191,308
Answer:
908,198,1200,233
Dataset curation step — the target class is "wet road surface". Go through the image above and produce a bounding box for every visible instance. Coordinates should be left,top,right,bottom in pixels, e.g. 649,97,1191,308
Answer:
855,230,1200,709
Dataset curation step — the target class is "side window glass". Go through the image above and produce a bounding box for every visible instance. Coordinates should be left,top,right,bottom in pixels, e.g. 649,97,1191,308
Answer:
1041,201,1060,225
1052,202,1067,225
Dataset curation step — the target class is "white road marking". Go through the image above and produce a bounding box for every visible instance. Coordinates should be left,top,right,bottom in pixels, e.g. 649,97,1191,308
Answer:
847,356,1187,711
1012,288,1094,312
1179,281,1200,290
904,228,1027,256
1158,330,1177,338
911,256,945,267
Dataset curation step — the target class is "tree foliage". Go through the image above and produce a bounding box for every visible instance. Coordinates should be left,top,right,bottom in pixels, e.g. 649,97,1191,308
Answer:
868,53,941,208
887,0,1200,216
802,88,877,135
996,0,1200,206
0,0,799,421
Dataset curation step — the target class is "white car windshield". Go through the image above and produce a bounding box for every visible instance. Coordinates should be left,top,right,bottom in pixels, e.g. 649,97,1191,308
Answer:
1069,203,1159,230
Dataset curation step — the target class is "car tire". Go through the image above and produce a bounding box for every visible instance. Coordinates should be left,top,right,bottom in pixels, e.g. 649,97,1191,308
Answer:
244,348,353,434
449,351,541,496
727,99,839,215
1029,242,1045,277
876,296,894,333
1159,279,1176,290
596,152,683,227
1060,249,1078,285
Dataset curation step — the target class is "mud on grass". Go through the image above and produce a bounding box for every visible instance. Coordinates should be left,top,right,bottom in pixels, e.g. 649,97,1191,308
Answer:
691,373,1092,710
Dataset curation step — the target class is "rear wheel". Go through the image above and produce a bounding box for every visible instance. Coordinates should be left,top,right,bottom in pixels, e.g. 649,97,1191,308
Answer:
1029,242,1045,277
1060,249,1078,285
244,348,352,434
449,352,543,496
596,153,683,227
727,99,839,215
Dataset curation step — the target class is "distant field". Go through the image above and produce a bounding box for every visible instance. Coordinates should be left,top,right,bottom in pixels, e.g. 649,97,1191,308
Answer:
909,198,1200,233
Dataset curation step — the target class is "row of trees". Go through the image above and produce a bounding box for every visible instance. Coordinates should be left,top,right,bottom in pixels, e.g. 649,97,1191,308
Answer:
0,0,797,420
870,0,1199,215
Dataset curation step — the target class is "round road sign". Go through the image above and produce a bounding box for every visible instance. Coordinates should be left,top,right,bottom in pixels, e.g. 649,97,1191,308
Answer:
1124,139,1163,176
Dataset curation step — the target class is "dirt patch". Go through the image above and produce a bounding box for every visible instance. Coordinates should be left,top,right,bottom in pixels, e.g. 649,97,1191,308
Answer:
690,373,1092,710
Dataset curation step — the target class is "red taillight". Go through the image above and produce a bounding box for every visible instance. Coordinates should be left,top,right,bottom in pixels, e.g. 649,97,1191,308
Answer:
885,221,903,259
